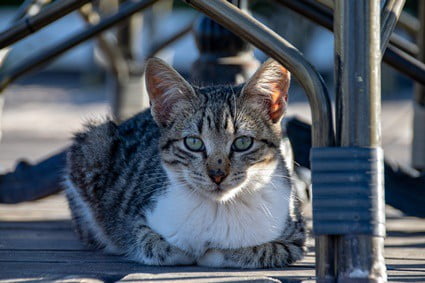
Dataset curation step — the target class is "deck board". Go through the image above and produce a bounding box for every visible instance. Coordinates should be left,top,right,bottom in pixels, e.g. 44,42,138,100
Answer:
0,194,424,282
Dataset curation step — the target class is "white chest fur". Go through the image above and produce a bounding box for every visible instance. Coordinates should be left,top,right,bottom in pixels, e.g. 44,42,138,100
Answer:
146,178,291,256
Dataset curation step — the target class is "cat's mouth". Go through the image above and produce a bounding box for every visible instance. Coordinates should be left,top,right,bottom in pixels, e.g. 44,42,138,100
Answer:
200,183,242,202
211,185,223,193
202,184,222,194
183,175,246,202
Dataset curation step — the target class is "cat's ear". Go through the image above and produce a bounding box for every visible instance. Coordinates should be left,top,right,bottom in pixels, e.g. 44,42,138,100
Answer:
145,58,196,127
241,59,290,123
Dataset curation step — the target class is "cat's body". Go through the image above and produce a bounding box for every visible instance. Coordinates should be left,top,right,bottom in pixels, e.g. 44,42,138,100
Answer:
65,58,306,268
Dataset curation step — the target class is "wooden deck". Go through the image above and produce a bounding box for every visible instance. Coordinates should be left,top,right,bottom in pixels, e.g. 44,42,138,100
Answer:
0,194,424,282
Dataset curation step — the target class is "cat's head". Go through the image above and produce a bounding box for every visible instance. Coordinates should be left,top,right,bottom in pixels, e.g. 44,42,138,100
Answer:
145,58,290,202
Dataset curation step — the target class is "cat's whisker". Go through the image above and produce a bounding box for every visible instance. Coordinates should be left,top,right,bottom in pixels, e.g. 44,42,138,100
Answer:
249,171,297,182
139,182,193,197
246,178,300,203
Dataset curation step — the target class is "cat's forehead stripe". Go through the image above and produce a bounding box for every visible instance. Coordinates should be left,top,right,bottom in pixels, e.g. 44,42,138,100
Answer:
194,87,239,134
202,103,234,133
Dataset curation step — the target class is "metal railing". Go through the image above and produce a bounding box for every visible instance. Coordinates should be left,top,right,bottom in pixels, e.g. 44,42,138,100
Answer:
0,0,160,92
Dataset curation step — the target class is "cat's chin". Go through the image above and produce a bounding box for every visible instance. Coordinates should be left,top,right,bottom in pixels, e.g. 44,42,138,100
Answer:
198,185,242,203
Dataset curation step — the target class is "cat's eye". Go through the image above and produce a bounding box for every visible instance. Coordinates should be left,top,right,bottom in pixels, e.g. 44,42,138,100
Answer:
232,136,253,152
184,137,205,152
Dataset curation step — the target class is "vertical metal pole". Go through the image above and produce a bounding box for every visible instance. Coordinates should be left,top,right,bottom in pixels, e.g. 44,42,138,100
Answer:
315,235,336,282
412,1,425,171
334,1,386,282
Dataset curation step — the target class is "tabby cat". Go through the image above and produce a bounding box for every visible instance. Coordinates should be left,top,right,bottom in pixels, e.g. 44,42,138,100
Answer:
65,58,306,268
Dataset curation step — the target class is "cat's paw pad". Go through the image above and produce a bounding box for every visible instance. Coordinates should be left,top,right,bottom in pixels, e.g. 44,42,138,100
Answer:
197,249,225,267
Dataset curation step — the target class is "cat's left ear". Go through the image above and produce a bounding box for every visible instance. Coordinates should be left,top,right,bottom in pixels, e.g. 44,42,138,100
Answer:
241,59,290,123
145,58,196,127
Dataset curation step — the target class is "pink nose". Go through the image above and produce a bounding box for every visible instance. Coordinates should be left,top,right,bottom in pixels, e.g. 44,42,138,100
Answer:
208,169,227,184
212,175,224,184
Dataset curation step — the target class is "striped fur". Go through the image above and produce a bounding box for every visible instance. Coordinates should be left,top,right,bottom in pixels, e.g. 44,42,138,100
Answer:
65,58,306,268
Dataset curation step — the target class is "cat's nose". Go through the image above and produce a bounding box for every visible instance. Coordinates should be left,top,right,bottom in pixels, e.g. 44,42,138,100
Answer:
208,169,228,184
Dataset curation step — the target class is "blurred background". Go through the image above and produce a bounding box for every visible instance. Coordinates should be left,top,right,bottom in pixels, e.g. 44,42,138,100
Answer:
0,0,420,175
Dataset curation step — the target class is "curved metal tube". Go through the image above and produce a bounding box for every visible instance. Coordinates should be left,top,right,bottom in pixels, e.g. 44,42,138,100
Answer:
381,0,406,55
183,0,334,147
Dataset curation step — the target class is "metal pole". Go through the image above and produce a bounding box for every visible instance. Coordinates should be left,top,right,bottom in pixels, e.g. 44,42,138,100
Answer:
381,0,406,53
12,0,52,22
389,33,418,56
412,1,425,171
385,44,425,85
334,0,386,281
398,11,420,37
335,1,382,147
0,0,91,49
0,0,159,92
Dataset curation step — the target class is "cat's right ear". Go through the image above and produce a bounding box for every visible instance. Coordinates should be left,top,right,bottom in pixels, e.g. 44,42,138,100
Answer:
145,58,196,127
241,59,290,124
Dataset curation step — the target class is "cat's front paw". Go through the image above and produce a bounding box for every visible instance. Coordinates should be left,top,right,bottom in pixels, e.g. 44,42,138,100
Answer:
167,246,196,266
130,244,195,266
197,249,225,267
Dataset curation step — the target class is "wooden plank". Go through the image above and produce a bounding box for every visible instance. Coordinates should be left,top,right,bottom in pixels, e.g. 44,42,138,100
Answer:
0,254,423,282
0,261,315,281
0,226,85,250
0,194,70,221
0,220,72,230
0,251,314,266
0,250,127,263
0,238,86,251
0,262,222,278
0,229,76,240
